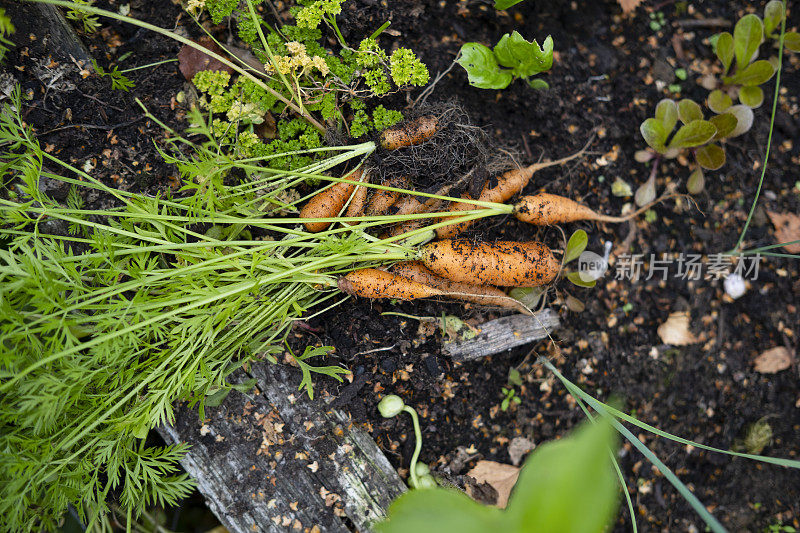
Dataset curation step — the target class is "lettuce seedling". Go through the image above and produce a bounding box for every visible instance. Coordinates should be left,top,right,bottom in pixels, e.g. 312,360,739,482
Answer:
457,31,553,90
377,417,619,533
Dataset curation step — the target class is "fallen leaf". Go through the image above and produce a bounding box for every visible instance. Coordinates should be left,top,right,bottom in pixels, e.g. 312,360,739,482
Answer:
657,312,700,345
178,36,234,82
618,0,644,14
508,436,535,466
753,346,793,373
766,211,800,253
466,460,519,508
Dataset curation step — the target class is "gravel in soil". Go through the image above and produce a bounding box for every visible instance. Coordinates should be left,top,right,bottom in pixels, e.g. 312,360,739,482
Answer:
4,0,800,531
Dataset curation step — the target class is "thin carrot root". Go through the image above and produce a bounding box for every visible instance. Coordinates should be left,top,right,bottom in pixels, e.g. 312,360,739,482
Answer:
435,139,593,238
380,116,439,150
513,192,680,226
420,240,560,287
342,172,370,226
391,261,530,313
338,268,443,300
300,169,363,232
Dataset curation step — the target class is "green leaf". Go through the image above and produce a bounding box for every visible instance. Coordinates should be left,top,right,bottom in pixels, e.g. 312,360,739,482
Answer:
527,78,549,90
723,60,776,86
494,0,525,9
696,144,726,170
677,99,703,124
504,418,618,532
640,118,668,152
733,14,763,70
763,0,785,38
457,43,513,89
687,168,705,195
726,104,755,137
566,271,596,288
654,99,678,133
713,32,734,73
709,113,738,140
564,229,588,264
204,388,231,407
668,120,717,149
784,31,800,53
494,31,554,78
739,85,764,108
707,90,732,113
377,488,504,533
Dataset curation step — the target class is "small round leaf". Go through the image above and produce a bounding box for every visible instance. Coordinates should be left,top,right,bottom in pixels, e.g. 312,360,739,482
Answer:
677,99,703,124
668,120,717,149
714,32,734,72
696,144,726,170
655,98,678,132
784,31,800,53
709,113,738,140
640,118,668,152
764,0,785,37
739,86,764,108
707,90,732,113
726,105,755,137
733,14,764,70
687,168,705,195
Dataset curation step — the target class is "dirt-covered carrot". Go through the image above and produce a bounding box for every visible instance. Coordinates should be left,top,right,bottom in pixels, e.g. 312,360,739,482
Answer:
300,169,363,232
513,193,673,225
380,116,439,150
342,173,370,227
391,261,527,311
338,268,443,300
365,177,408,216
435,141,591,238
420,240,559,287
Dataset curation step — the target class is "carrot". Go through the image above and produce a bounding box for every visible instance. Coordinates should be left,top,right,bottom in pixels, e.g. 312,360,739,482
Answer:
420,240,559,287
365,177,408,216
342,174,370,226
380,116,439,150
338,268,443,300
435,140,592,239
299,169,363,232
391,261,528,312
513,192,675,225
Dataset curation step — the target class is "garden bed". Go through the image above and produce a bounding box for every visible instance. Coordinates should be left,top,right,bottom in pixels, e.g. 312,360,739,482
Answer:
3,0,799,531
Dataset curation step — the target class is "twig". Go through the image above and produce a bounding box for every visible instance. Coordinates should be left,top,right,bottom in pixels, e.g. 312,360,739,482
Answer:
674,18,731,28
412,58,458,108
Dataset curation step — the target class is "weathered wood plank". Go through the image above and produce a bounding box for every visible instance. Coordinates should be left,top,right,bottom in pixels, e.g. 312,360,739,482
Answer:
5,3,93,65
441,309,560,361
159,363,405,533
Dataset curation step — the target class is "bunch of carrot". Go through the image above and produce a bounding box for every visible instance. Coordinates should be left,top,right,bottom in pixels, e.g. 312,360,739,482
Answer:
299,116,647,310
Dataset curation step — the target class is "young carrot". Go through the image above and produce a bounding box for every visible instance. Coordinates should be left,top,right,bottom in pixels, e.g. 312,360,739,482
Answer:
513,192,673,225
435,140,592,238
338,268,443,300
391,261,528,312
342,174,370,226
365,177,408,216
380,116,439,150
420,240,559,287
300,169,363,232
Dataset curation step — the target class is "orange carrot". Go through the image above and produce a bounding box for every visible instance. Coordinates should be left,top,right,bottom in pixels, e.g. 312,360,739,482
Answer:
365,177,407,216
299,170,363,232
338,268,443,300
380,116,439,150
435,142,591,238
514,193,672,225
342,173,370,226
420,240,559,287
391,261,527,311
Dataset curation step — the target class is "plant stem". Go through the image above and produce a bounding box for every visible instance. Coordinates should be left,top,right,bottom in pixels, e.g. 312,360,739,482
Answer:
403,405,422,489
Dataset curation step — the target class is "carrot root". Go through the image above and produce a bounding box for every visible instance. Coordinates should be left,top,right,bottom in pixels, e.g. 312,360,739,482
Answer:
380,116,439,150
338,268,443,300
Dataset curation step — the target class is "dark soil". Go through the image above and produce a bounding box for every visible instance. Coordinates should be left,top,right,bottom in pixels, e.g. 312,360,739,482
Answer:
4,0,800,531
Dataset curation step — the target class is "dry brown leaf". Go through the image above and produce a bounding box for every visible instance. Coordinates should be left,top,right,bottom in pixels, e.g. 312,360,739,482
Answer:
466,460,520,508
618,0,644,14
753,346,794,373
657,312,700,346
767,211,800,253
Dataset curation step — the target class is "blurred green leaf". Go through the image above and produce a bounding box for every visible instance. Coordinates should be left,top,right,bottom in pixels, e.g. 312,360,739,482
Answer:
527,78,549,90
564,229,588,264
709,113,737,140
763,0,785,37
707,90,732,113
509,286,544,308
494,32,554,78
733,14,763,69
723,60,775,86
204,388,231,407
726,104,755,137
457,43,514,89
713,32,734,73
655,99,678,133
677,99,703,124
494,0,526,9
696,144,726,170
377,489,504,533
566,271,596,288
640,118,668,152
739,85,764,108
784,31,800,53
687,168,705,195
667,120,717,149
